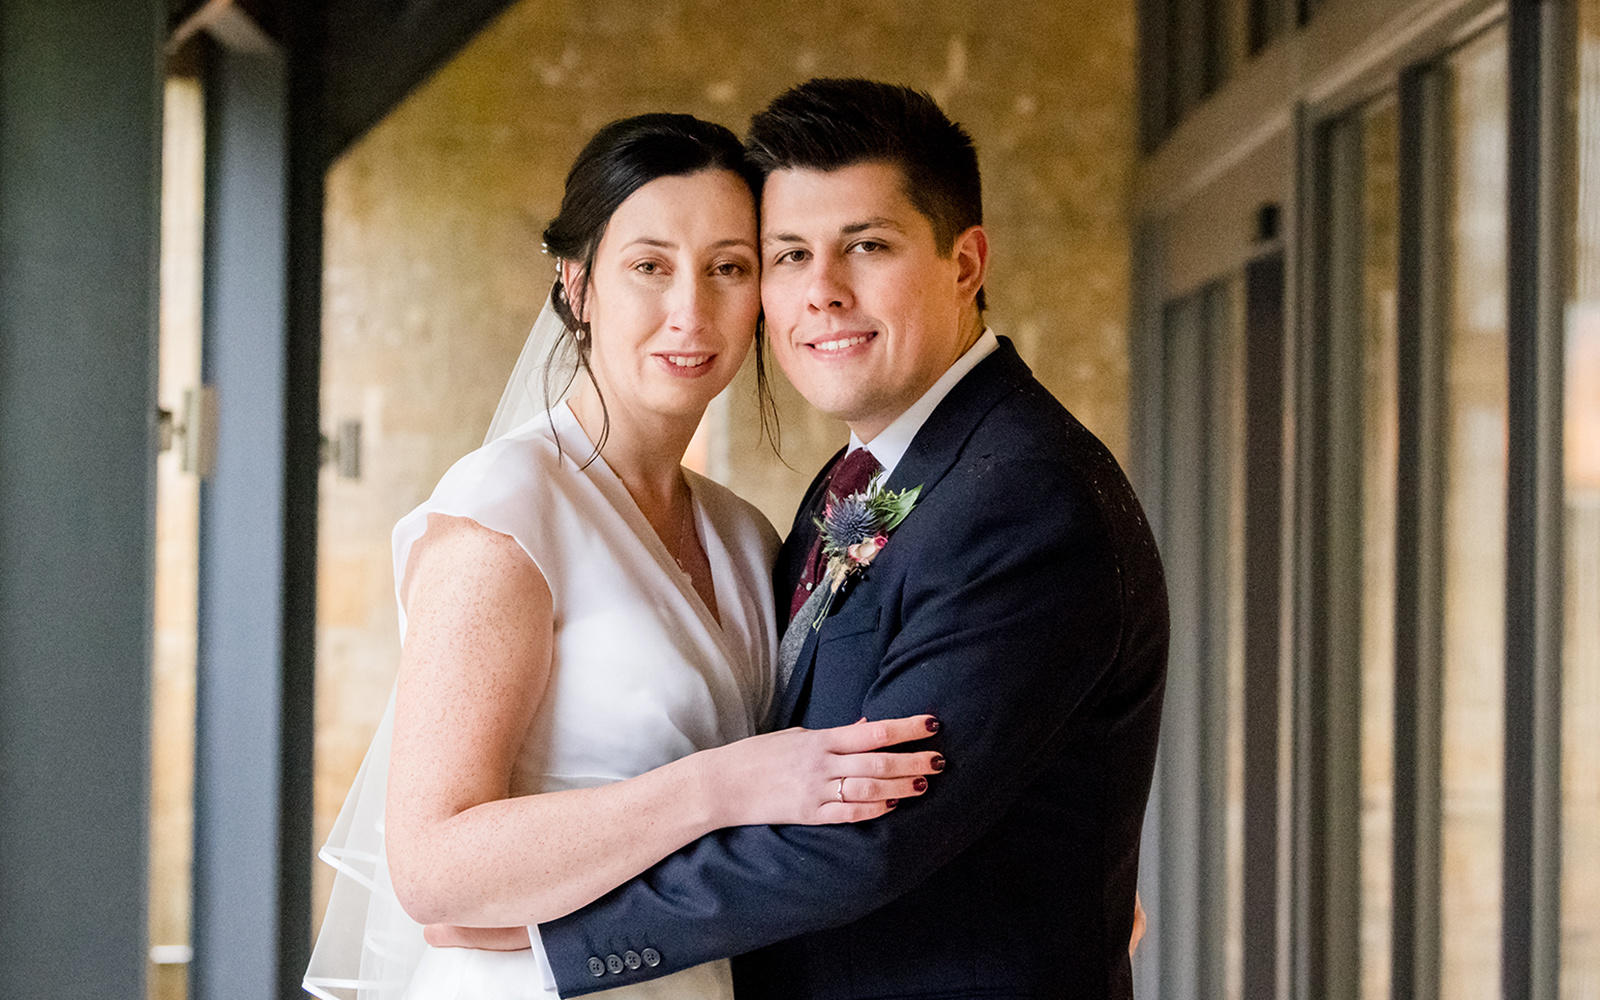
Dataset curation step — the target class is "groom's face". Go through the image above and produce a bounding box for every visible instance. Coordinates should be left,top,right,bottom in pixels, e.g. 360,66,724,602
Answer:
760,161,983,441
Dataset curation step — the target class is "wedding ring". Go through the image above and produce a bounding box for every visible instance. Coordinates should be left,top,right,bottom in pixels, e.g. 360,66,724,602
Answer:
837,777,846,803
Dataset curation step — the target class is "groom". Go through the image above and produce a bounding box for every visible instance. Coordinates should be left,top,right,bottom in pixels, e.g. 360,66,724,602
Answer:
536,79,1167,998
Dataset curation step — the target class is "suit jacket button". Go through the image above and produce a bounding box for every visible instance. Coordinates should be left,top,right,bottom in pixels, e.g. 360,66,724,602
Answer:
623,950,642,970
641,947,661,967
587,956,606,978
606,954,624,974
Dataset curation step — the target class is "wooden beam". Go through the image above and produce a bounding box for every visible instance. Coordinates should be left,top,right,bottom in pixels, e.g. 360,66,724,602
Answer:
318,0,518,163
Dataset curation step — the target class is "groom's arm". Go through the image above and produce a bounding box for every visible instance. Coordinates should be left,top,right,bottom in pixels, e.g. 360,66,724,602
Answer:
536,456,1130,996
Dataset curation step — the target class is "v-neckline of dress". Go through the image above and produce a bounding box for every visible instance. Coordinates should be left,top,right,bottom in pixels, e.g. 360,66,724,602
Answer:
554,401,730,638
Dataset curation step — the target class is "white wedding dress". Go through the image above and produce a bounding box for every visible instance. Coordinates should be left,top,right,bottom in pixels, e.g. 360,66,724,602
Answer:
305,402,780,1000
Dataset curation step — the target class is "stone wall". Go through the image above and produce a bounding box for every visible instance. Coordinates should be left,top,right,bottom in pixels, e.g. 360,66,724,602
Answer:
149,73,202,1000
315,0,1136,925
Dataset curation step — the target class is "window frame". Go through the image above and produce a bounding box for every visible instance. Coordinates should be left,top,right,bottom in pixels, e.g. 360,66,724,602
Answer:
1132,1,1578,998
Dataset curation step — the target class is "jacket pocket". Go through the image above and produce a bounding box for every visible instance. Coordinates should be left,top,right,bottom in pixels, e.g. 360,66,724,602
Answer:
818,603,880,642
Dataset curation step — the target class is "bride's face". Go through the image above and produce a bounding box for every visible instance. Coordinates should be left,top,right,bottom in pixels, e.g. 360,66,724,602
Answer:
574,169,761,424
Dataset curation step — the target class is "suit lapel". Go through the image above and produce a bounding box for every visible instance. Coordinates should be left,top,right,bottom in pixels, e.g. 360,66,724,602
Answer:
881,338,1032,499
772,339,1035,729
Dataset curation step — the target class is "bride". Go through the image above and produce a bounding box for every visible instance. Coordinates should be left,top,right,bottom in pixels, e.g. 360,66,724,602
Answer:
303,114,944,1000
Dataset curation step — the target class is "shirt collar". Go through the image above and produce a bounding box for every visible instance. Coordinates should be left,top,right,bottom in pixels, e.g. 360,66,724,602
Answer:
849,328,999,479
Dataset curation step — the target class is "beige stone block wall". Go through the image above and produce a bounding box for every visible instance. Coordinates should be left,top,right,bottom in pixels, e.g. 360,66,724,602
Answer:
315,0,1137,928
148,73,204,1000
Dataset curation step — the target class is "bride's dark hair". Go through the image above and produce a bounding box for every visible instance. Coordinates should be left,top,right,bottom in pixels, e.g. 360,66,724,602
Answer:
541,113,779,456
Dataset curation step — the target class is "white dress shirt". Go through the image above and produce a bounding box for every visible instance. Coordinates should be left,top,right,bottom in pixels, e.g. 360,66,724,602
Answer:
849,327,999,478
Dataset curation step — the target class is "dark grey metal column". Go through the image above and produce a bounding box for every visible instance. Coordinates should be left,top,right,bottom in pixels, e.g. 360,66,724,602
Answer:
0,2,164,996
1288,102,1324,1000
1241,251,1287,1000
1307,111,1360,1000
189,37,296,1000
280,7,327,996
1392,63,1448,1000
1501,4,1567,999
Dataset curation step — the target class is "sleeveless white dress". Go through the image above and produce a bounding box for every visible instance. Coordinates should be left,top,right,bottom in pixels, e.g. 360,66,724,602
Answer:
304,402,780,1000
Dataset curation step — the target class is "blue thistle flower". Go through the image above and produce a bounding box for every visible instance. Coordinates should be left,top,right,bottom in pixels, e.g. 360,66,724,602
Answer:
823,493,878,552
807,479,924,630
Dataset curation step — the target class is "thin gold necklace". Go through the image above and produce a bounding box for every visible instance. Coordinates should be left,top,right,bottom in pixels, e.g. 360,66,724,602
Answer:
673,487,693,577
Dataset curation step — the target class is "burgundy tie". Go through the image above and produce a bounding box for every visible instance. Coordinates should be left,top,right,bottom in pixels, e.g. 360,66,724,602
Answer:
788,448,883,621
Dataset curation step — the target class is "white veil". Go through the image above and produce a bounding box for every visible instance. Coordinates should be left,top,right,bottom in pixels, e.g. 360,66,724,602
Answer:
481,289,582,446
304,288,577,1000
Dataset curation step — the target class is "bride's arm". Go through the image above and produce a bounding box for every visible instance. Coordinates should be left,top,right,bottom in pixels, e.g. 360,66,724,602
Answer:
385,515,941,929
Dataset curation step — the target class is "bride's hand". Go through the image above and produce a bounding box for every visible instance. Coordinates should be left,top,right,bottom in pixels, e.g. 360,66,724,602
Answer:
422,923,532,951
701,715,944,827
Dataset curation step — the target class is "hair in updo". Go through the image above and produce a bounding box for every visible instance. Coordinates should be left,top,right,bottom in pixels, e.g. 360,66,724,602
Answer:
541,113,778,454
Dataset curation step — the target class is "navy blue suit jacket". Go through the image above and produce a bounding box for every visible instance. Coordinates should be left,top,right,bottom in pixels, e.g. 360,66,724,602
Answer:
538,338,1167,999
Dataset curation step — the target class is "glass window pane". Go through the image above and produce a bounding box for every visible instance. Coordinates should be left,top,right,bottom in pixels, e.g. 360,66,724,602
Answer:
1563,3,1600,997
1438,28,1509,1000
1211,280,1247,1000
1358,96,1399,1000
1158,292,1211,999
1321,93,1398,1000
1156,281,1247,999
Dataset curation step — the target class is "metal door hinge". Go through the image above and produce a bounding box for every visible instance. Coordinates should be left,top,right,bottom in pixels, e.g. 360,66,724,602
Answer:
156,385,217,479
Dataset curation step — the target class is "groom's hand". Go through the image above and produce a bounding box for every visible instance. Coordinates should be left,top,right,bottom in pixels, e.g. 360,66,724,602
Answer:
422,924,533,951
1129,892,1147,958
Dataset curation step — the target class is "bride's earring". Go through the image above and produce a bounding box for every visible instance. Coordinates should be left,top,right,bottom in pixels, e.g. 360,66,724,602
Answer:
574,325,588,344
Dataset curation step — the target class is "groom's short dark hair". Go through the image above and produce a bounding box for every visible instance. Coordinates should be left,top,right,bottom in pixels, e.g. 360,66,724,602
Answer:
746,79,984,308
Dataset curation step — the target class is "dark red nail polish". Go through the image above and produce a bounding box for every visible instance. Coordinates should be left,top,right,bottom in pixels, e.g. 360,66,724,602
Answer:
886,799,899,808
930,755,946,772
925,716,941,733
913,777,928,792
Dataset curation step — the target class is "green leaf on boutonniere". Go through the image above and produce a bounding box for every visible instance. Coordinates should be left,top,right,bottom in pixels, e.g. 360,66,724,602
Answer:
871,480,920,533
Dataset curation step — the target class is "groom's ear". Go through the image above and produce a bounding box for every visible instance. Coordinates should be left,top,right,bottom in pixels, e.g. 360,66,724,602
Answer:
952,225,988,306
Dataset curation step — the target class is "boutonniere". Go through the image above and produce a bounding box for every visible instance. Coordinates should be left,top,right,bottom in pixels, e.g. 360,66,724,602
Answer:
811,473,922,629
